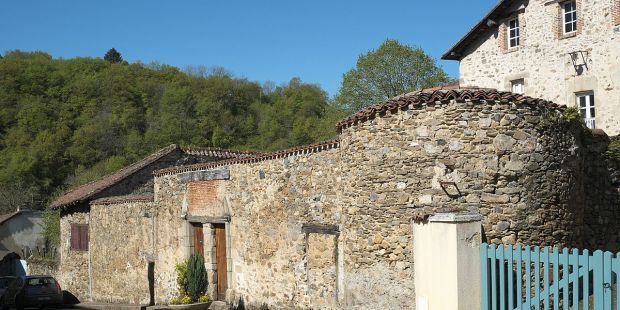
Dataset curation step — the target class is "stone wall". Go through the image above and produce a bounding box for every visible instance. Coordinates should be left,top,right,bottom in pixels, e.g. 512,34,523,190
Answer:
90,200,155,304
78,93,620,308
58,208,90,302
458,0,620,135
27,256,59,278
153,149,343,308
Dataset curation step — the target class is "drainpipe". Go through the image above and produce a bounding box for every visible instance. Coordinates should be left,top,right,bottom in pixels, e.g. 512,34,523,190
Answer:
88,212,93,301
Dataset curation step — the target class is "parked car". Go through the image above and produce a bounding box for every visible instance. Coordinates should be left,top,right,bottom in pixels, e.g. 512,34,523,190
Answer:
0,275,62,309
0,277,15,300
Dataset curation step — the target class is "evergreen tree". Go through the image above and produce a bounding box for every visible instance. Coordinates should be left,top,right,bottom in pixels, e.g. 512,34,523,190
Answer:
104,48,123,63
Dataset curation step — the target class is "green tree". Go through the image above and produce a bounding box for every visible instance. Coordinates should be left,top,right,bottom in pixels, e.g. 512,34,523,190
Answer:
0,51,345,212
336,39,449,112
104,48,123,63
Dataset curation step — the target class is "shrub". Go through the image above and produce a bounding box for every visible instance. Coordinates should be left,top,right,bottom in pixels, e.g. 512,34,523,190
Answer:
562,107,580,122
186,254,208,302
180,295,192,304
608,141,620,161
173,254,209,303
175,260,189,296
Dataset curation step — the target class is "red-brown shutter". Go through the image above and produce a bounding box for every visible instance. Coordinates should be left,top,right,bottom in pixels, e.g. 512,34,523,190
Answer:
80,225,89,251
70,224,79,250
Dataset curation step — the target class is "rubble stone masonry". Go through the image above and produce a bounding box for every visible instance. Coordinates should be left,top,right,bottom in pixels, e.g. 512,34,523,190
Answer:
64,91,620,308
149,94,620,309
459,0,620,135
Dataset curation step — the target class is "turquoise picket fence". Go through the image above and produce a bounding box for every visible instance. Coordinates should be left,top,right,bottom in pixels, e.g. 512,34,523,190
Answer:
481,243,620,310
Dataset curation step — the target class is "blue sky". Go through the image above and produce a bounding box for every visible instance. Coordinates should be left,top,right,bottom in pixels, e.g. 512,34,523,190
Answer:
0,0,495,97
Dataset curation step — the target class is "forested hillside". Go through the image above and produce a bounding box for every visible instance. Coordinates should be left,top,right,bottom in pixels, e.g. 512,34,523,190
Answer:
0,51,346,211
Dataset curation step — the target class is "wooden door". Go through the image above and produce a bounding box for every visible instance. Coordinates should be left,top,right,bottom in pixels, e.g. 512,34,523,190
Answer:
191,223,204,257
214,224,228,300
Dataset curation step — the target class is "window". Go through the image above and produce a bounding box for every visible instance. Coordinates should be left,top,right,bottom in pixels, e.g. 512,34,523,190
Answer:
511,79,525,94
577,93,595,129
70,224,89,251
508,18,520,48
563,1,577,34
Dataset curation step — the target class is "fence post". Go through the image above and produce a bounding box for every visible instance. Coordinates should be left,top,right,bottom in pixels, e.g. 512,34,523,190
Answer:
413,213,483,310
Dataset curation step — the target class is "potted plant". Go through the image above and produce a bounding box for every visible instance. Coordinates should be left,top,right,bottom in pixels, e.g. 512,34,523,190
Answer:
168,254,212,309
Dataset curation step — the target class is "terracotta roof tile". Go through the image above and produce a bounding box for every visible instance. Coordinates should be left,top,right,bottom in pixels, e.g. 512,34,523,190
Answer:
335,88,565,133
91,195,154,205
50,144,180,209
181,147,263,158
153,139,340,177
50,145,263,209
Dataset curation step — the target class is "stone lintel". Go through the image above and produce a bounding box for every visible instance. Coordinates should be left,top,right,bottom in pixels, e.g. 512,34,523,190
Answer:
177,169,230,183
301,223,340,235
187,215,231,224
429,213,483,223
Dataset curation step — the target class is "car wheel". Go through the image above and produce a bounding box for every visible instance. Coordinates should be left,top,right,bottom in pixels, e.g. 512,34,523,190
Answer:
14,295,23,310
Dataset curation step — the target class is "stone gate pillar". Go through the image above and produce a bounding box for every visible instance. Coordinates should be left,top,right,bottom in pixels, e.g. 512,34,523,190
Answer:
413,213,482,310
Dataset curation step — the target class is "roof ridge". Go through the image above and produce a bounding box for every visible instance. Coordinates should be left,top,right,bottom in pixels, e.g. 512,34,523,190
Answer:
91,194,154,205
50,144,180,209
154,139,340,177
335,88,565,133
181,146,264,157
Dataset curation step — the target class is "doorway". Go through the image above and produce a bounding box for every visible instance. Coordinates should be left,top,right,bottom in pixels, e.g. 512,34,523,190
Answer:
213,223,227,301
191,222,204,257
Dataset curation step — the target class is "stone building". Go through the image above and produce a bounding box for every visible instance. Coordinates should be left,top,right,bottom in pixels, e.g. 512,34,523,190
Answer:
51,88,620,309
0,209,44,276
50,145,259,303
442,0,620,135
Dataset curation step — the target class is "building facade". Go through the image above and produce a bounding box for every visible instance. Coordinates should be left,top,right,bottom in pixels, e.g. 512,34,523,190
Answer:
51,89,620,309
443,0,620,135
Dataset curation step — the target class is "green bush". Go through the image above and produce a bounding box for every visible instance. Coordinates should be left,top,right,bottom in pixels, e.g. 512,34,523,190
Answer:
186,254,208,302
42,208,60,246
562,107,581,122
175,260,189,296
607,141,620,161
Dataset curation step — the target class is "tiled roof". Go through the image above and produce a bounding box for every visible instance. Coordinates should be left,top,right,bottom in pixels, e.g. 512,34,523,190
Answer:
181,147,262,158
153,139,340,177
442,0,513,60
336,88,565,133
91,195,154,205
50,144,264,209
49,144,180,209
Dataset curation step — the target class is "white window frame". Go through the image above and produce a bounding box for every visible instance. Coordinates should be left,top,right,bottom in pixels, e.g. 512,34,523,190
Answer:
576,92,595,129
562,1,577,35
511,79,525,94
508,18,520,48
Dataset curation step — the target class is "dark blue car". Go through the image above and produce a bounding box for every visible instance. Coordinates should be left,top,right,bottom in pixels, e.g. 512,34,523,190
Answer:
0,276,62,309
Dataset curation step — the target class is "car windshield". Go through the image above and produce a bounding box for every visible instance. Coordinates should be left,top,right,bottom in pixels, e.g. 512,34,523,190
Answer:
26,277,55,286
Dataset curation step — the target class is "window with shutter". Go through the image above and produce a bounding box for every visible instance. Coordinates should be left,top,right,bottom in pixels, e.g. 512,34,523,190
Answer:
70,224,79,250
70,223,89,251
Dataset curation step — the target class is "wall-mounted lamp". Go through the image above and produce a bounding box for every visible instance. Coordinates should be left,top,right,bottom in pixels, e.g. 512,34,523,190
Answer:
568,51,589,75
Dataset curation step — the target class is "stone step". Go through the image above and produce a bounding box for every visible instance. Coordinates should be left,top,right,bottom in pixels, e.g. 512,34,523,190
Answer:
208,301,228,310
75,303,148,310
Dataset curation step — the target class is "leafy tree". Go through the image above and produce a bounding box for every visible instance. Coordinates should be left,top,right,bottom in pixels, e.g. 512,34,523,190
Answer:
104,48,123,63
336,39,449,112
0,51,344,212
